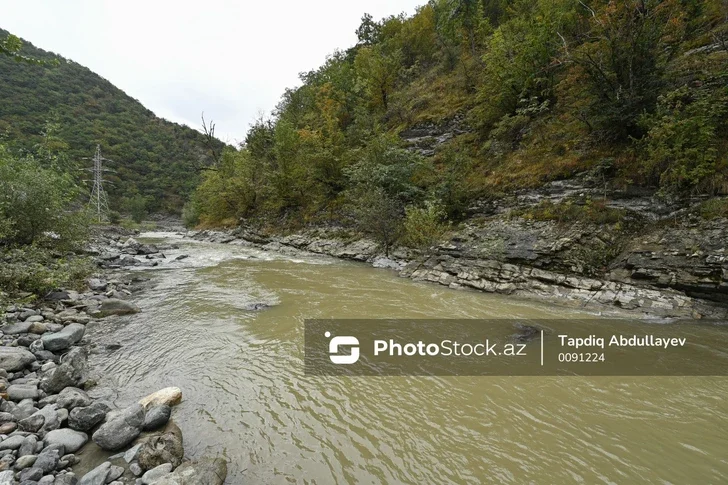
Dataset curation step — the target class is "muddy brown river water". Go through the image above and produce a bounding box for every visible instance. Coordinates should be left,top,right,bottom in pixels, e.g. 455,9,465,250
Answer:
81,232,728,484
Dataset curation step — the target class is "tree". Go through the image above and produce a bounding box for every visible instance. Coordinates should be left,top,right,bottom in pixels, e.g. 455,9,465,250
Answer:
564,0,686,139
354,45,402,111
0,33,55,65
356,13,382,45
0,145,87,249
349,187,403,256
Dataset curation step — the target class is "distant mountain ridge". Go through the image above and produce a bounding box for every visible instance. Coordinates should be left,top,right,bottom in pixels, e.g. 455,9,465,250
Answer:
0,28,227,214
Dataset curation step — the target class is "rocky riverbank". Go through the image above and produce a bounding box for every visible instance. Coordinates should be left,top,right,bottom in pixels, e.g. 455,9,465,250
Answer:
189,207,728,321
0,232,227,485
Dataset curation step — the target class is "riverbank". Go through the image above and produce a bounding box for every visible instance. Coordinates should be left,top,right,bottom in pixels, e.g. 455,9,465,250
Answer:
188,207,728,321
0,230,227,484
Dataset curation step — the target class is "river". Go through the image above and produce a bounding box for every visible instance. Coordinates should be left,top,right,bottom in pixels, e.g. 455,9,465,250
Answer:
82,232,728,484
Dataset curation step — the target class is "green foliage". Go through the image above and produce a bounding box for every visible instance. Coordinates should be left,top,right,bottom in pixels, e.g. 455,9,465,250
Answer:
640,84,728,193
0,145,89,249
181,200,201,228
566,0,686,140
402,200,450,250
0,28,226,214
698,197,728,219
513,199,626,225
0,246,93,296
344,135,429,204
0,33,56,65
189,0,728,233
108,210,121,225
347,187,403,256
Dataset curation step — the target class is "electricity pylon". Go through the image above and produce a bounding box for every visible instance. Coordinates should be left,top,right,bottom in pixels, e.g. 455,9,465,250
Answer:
84,145,113,223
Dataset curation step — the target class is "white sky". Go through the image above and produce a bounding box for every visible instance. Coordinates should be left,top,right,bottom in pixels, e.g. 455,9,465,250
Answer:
1,0,424,144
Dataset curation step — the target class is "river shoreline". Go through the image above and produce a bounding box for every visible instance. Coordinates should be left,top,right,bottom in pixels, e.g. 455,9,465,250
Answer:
0,230,228,485
187,219,728,321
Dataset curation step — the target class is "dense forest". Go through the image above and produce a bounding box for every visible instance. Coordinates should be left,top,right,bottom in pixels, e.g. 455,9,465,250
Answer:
190,0,728,242
0,28,225,214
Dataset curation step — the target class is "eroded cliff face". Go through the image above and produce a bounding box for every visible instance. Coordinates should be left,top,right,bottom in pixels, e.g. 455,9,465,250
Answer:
398,217,728,320
194,205,727,320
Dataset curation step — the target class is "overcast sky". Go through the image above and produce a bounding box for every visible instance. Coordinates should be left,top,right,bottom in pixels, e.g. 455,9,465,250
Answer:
2,0,424,144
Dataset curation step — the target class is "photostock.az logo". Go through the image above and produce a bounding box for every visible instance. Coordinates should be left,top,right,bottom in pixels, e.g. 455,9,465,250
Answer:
325,331,359,364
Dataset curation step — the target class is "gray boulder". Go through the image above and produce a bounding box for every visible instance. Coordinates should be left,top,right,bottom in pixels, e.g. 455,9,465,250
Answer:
18,412,45,433
0,434,25,450
150,457,227,485
19,466,44,482
92,403,144,450
54,472,80,484
87,279,107,291
0,347,36,372
34,447,61,473
57,387,92,410
1,321,32,335
7,384,40,401
44,428,88,453
18,435,38,457
0,470,15,484
141,463,172,484
142,405,171,431
40,347,88,394
79,461,110,485
90,299,140,318
68,402,108,432
41,324,85,352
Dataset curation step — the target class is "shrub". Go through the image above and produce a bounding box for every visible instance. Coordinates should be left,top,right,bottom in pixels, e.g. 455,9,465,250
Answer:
698,198,728,220
402,200,450,250
108,210,121,225
0,246,94,296
181,200,201,228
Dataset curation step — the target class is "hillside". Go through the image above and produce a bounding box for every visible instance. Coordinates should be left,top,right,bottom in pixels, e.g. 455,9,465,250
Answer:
0,28,226,214
190,0,728,228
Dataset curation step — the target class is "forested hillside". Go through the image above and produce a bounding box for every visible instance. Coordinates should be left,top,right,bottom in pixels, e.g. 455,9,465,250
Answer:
0,29,225,214
191,0,728,236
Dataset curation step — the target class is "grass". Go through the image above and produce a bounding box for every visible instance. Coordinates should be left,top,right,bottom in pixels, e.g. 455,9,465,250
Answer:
511,199,627,226
698,198,728,220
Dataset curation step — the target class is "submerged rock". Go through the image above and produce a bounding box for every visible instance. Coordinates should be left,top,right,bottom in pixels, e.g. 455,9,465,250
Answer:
137,421,184,470
89,298,141,318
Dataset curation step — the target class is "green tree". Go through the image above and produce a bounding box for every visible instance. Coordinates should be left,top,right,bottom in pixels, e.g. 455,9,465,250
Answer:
0,145,88,249
354,44,403,111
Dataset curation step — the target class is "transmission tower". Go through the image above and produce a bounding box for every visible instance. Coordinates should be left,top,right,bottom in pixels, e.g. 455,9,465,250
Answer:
84,145,113,223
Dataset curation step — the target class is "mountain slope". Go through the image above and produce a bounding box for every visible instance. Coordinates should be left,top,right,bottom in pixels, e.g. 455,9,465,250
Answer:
0,28,226,214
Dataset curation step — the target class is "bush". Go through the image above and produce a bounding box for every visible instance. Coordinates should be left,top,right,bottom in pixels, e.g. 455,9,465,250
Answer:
108,210,121,225
402,200,450,250
698,198,728,220
513,198,625,225
0,246,94,296
181,200,201,228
